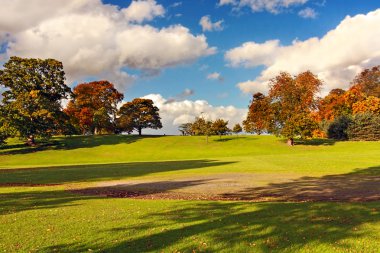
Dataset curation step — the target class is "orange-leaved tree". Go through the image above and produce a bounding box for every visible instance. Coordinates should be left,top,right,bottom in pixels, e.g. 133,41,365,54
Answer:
351,65,380,98
243,92,272,135
268,71,322,145
317,88,348,122
65,81,123,134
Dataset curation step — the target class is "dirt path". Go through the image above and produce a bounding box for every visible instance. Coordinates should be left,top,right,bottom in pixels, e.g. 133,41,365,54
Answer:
68,172,380,202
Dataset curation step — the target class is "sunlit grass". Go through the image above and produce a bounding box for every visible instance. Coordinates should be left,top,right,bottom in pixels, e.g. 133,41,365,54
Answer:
1,135,380,252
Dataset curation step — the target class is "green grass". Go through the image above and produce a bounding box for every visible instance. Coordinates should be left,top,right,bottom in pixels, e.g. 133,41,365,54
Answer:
1,135,380,252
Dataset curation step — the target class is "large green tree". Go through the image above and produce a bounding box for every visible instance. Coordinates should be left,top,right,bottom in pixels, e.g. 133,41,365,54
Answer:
117,98,162,136
0,56,71,145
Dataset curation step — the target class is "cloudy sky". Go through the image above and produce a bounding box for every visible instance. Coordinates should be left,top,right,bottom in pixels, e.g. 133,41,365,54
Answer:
1,0,379,134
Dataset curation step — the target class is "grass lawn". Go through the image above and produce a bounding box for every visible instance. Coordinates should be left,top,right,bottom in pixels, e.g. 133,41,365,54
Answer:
1,135,380,252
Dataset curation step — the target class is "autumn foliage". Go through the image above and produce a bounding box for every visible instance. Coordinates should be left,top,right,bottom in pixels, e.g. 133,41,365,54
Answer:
244,66,380,142
65,81,123,134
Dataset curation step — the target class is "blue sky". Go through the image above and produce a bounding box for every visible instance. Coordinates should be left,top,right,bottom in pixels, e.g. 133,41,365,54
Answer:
102,0,380,107
0,0,379,134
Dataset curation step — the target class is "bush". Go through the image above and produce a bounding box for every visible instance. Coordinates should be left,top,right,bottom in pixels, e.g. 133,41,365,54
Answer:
327,115,352,140
347,113,380,141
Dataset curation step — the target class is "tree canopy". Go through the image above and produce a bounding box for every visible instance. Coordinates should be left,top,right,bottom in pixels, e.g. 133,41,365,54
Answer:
243,92,271,135
232,123,242,135
117,98,162,135
65,81,123,134
0,56,71,144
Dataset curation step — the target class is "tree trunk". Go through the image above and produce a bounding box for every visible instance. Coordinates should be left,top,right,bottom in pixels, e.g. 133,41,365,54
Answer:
27,135,36,146
138,127,142,136
287,138,294,146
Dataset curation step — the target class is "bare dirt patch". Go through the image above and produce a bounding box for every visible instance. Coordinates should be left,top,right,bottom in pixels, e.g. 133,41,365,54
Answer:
68,170,380,202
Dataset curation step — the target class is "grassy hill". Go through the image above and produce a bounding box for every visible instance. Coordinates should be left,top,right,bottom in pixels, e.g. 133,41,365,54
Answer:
1,135,380,252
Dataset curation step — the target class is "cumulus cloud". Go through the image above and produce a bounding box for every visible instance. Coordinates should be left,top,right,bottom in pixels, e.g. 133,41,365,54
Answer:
199,16,224,32
142,94,247,135
207,72,224,81
123,0,165,23
225,40,280,67
0,0,216,91
298,7,318,19
226,9,380,94
218,0,308,14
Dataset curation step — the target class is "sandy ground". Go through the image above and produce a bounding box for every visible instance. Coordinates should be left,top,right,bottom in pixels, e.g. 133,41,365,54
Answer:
68,172,380,202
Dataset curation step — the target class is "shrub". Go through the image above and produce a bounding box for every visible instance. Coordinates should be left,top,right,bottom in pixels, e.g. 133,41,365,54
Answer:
347,113,380,141
327,115,352,140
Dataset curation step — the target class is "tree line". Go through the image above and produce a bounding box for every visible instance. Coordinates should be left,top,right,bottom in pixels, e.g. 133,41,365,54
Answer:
243,67,380,144
1,56,378,146
0,57,162,145
178,117,242,138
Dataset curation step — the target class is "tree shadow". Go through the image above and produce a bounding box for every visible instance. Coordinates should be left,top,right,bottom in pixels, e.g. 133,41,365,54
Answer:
4,165,380,252
39,200,380,252
0,188,99,215
222,165,380,202
294,138,337,146
71,179,212,198
213,137,248,142
0,135,161,155
0,160,236,185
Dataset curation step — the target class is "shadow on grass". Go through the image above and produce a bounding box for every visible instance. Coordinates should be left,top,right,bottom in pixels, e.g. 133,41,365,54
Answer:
39,200,380,252
0,135,161,155
0,160,236,185
222,165,380,202
2,165,380,252
213,136,247,142
0,189,99,215
294,138,337,146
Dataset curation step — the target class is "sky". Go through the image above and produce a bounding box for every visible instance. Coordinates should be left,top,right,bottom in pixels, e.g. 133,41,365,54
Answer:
0,0,380,134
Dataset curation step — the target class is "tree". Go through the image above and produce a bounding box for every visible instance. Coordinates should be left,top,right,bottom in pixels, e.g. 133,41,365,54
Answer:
352,96,380,115
232,123,242,135
212,119,230,138
352,66,380,98
117,98,162,136
317,88,348,121
347,113,380,141
191,117,213,143
243,92,271,134
327,115,352,140
178,123,193,136
268,71,322,145
0,56,71,145
65,81,123,135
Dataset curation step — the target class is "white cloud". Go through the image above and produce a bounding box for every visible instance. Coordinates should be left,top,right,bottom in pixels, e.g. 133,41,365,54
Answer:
218,0,308,14
0,0,216,92
298,7,317,19
142,94,247,135
207,72,224,81
199,16,224,32
122,0,165,23
225,40,280,67
218,0,237,6
226,9,380,94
